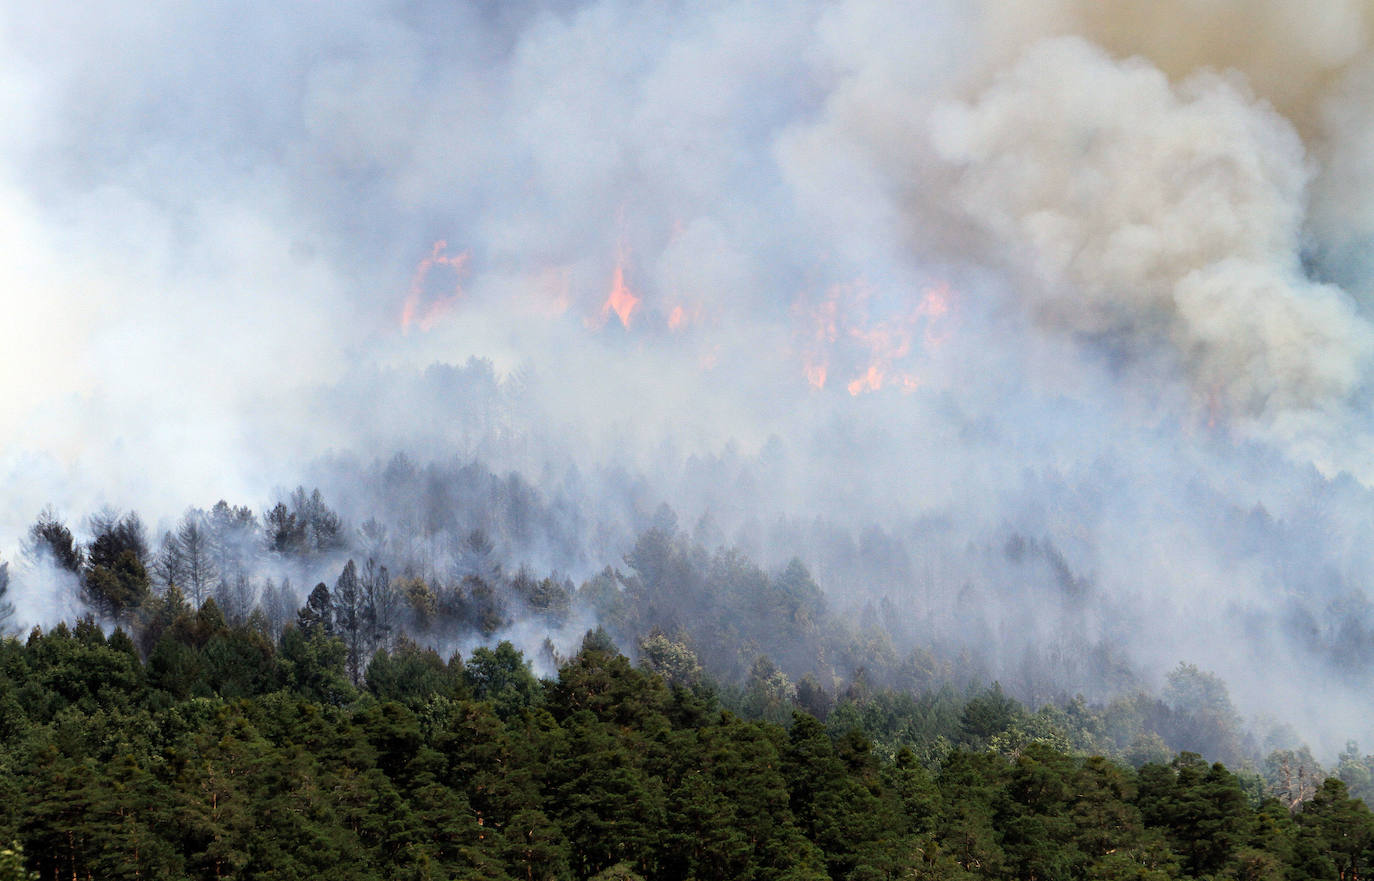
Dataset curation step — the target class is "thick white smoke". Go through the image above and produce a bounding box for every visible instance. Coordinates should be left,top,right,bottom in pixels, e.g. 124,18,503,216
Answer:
927,38,1373,446
5,0,1374,753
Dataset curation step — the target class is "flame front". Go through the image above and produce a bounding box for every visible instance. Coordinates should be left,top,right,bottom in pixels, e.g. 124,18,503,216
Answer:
847,365,883,396
798,280,952,394
401,240,469,333
601,255,641,329
797,289,841,389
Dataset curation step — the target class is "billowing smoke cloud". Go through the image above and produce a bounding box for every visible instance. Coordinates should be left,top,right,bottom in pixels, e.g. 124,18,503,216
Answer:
929,38,1373,445
5,0,1374,754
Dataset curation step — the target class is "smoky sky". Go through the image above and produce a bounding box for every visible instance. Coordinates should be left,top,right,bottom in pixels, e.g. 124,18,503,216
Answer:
7,0,1374,753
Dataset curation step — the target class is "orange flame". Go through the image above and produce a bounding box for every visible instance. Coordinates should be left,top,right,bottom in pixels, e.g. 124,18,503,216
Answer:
796,284,843,389
401,241,469,333
667,305,686,331
601,254,640,329
847,365,883,396
797,279,951,394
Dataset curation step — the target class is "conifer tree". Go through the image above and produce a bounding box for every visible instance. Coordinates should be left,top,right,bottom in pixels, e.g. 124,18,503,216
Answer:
332,559,364,684
0,555,13,634
297,581,333,637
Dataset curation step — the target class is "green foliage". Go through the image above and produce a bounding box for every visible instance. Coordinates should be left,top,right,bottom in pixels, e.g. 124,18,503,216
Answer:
0,558,13,636
0,843,35,881
1,562,1370,881
83,550,151,626
277,625,354,705
465,640,541,719
636,632,703,689
365,638,464,708
26,508,83,574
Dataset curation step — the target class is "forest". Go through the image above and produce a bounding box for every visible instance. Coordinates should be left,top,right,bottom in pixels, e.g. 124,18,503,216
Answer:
4,479,1374,880
1,616,1373,880
13,0,1374,877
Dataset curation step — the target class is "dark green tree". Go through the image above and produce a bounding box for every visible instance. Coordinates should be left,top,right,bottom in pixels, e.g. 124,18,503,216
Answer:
1138,753,1253,877
0,555,13,635
332,560,365,684
297,582,333,637
361,558,399,659
24,508,83,574
1297,777,1374,881
277,625,353,705
83,512,151,626
466,641,541,720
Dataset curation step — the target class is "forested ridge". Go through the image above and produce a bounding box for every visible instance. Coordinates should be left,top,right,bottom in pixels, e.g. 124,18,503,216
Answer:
1,620,1373,881
5,486,1374,879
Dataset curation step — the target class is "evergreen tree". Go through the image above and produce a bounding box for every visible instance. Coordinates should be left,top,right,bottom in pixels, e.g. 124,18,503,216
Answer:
332,560,364,684
206,500,259,585
83,511,151,626
265,502,305,556
0,556,13,635
361,558,399,659
82,550,150,626
258,577,295,640
24,508,82,574
466,641,541,720
1297,777,1374,881
297,582,333,637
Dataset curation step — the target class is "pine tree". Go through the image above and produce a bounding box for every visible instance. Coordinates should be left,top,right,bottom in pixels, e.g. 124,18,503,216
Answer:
361,559,398,659
83,511,151,626
332,560,364,684
0,556,14,635
206,500,258,585
24,508,83,574
297,582,334,637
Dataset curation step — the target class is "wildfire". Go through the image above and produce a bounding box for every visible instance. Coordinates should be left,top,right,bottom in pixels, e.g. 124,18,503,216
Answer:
796,285,842,389
601,253,641,329
797,279,951,394
401,240,469,333
847,365,883,396
668,305,686,331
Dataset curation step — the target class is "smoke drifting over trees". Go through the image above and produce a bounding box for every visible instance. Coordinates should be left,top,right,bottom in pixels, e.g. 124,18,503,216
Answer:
7,1,1374,756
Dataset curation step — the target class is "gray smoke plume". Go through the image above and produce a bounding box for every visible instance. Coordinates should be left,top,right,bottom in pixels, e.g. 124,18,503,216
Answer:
5,0,1374,754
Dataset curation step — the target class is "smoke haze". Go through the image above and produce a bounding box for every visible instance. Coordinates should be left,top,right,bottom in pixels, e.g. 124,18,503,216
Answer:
6,0,1374,753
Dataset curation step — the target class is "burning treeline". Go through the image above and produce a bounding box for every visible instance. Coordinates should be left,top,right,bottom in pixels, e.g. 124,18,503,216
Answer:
399,238,955,397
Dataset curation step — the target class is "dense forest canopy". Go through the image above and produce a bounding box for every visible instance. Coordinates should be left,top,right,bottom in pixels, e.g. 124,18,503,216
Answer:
2,478,1371,789
3,616,1374,880
11,0,1374,876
